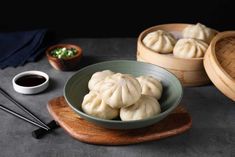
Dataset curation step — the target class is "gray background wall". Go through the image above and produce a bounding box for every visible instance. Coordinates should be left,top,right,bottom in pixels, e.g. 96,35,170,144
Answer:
0,0,234,38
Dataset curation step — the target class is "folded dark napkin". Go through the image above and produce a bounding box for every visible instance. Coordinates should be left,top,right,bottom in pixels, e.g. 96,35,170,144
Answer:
0,29,47,69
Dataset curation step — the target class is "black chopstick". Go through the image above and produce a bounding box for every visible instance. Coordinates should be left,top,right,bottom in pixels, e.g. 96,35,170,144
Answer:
0,104,49,131
0,87,50,130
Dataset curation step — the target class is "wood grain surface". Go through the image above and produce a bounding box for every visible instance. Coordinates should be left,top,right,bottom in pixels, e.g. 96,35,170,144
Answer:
47,96,192,145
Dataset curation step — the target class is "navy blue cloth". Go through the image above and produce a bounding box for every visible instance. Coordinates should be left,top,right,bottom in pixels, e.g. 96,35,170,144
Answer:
0,30,47,69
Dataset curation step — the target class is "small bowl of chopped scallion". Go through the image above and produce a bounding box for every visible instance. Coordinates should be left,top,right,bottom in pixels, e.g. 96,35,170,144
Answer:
50,47,78,59
46,44,82,71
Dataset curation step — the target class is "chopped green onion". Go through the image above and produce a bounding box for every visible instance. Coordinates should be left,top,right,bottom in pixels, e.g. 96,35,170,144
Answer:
50,47,77,59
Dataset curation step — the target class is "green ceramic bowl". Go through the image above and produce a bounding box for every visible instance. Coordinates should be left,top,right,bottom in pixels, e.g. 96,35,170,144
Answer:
64,60,183,130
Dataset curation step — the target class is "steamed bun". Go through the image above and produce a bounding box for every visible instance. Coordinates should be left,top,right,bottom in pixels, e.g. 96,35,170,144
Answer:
143,30,176,53
88,70,114,91
173,38,208,58
82,91,119,120
120,95,161,121
136,76,163,100
182,23,216,44
99,73,142,109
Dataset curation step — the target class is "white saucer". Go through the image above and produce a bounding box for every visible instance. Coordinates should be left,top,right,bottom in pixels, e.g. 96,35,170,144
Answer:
12,71,49,94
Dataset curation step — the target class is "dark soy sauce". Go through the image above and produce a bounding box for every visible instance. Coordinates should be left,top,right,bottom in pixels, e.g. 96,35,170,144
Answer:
15,75,46,87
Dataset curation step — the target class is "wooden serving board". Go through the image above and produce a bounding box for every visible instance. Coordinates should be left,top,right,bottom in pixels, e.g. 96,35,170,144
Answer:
47,96,192,145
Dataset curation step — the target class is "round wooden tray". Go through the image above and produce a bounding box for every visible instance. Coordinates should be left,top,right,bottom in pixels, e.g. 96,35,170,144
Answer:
204,31,235,101
137,23,213,87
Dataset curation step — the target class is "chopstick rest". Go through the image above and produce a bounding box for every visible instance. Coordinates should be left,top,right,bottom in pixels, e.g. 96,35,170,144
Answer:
0,104,59,139
0,87,55,138
32,120,60,139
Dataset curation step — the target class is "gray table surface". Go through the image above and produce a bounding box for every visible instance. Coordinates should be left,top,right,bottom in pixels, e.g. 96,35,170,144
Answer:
0,38,234,157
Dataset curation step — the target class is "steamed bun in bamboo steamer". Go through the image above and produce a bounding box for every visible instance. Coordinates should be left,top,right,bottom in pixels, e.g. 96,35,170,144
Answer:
143,30,176,53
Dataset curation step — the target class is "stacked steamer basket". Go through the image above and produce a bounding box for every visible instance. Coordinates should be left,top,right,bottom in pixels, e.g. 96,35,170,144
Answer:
204,31,235,101
137,23,215,86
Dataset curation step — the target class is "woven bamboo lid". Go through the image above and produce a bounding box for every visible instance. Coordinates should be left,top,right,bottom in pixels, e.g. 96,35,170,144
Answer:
204,31,235,101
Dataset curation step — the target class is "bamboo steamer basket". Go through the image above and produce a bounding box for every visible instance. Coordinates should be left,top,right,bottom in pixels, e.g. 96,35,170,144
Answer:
204,31,235,101
137,23,213,86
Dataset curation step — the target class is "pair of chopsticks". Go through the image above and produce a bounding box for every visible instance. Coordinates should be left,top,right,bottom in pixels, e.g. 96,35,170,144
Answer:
0,87,59,138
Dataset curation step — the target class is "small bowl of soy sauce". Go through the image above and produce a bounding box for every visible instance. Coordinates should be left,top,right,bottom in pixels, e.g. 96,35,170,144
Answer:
12,71,49,94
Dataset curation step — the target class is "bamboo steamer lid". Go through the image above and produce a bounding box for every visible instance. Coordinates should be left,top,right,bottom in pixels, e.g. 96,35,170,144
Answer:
204,31,235,101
